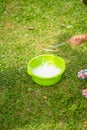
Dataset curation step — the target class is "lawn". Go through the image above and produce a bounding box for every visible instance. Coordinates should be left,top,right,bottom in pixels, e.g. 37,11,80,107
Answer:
0,0,87,130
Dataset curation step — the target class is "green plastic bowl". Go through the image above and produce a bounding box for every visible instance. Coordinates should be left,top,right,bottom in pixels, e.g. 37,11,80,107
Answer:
27,54,66,86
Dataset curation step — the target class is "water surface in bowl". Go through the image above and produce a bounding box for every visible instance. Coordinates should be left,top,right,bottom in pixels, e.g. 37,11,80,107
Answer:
32,62,61,78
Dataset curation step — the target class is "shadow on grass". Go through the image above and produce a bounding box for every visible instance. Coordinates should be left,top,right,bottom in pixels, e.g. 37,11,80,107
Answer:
0,46,87,130
0,66,33,88
53,33,72,44
57,33,72,43
0,67,36,130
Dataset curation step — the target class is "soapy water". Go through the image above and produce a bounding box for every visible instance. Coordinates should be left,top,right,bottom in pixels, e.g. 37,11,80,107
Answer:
32,62,61,78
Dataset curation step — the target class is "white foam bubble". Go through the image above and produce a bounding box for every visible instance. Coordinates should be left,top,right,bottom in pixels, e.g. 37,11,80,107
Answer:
32,63,61,78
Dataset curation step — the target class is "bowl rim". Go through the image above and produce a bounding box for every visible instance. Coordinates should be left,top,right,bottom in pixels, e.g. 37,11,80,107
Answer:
27,54,66,79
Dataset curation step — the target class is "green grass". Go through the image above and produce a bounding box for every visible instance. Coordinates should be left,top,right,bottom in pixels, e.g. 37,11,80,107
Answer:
0,0,87,130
